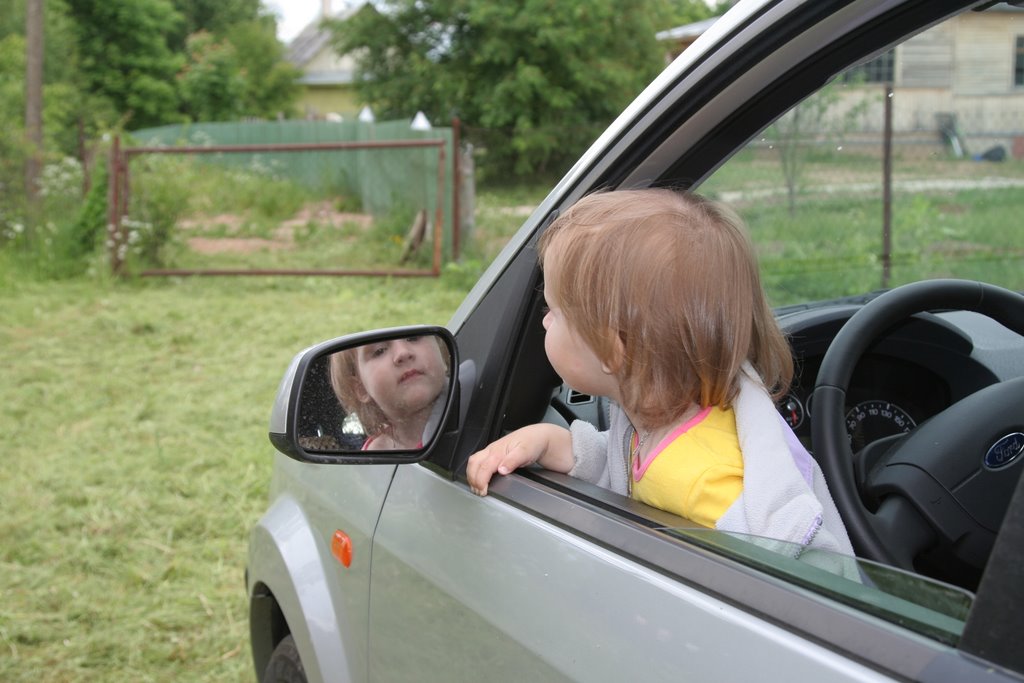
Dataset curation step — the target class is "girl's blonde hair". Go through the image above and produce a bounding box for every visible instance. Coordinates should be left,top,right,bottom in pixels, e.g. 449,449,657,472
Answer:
538,188,792,426
329,348,389,436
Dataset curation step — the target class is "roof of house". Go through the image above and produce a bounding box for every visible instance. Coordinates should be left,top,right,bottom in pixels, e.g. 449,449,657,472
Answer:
990,2,1024,12
656,2,1024,46
286,1,366,85
655,16,719,43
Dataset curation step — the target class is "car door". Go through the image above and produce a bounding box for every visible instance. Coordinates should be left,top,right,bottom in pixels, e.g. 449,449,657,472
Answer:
360,0,1024,681
368,464,904,682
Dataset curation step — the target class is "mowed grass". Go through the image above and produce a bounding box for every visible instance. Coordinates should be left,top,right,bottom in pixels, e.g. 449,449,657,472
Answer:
0,273,477,682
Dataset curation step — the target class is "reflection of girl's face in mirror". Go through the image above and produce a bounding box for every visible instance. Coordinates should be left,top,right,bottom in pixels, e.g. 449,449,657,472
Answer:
354,336,447,421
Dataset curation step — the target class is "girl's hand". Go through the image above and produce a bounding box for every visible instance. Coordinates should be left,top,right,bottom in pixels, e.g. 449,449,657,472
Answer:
466,424,572,496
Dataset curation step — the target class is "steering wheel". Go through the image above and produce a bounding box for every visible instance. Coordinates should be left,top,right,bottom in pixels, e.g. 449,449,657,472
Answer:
812,280,1024,572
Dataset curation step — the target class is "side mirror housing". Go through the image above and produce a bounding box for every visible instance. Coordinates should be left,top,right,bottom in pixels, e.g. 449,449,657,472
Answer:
269,326,457,464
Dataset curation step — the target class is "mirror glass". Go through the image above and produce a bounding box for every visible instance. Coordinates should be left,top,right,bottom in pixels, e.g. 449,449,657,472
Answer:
296,333,452,454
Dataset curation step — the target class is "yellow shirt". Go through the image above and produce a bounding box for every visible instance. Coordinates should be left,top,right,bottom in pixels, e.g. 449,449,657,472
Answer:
630,406,743,528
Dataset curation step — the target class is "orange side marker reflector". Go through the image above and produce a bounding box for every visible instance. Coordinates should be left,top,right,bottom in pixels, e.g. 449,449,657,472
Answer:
331,530,353,568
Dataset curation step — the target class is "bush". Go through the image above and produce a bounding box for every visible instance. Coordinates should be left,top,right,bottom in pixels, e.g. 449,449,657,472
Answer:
123,155,192,269
65,160,108,267
1,156,103,280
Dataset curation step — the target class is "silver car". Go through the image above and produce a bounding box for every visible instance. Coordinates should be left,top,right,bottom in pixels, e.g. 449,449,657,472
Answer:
248,0,1024,681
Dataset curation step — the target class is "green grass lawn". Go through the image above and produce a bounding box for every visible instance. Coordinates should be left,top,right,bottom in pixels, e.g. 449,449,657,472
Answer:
0,274,476,682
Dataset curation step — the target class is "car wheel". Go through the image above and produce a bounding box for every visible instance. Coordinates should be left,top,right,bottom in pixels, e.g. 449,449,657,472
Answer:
263,635,307,683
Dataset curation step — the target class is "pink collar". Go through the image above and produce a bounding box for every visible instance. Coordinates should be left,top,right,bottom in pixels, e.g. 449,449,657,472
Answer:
632,406,713,481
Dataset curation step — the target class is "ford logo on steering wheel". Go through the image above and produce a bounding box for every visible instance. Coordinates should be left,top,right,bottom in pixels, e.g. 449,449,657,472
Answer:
984,432,1024,470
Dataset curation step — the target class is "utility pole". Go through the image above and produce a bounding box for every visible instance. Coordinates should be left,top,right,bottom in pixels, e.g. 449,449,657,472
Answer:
881,82,893,289
25,0,44,204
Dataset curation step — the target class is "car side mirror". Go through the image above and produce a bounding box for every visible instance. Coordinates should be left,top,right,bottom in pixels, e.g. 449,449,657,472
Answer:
269,326,458,464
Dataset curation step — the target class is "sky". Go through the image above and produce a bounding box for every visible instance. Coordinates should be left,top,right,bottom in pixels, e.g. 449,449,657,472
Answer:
263,0,327,44
263,0,719,44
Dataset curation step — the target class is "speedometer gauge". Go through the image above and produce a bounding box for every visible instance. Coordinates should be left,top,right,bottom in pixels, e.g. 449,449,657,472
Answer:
845,400,916,452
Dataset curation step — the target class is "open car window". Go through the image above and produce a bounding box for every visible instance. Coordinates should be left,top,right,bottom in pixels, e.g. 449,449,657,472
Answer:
700,8,1024,307
689,5,1020,637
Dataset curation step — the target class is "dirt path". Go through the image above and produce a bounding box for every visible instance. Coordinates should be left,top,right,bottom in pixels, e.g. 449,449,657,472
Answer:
179,201,374,254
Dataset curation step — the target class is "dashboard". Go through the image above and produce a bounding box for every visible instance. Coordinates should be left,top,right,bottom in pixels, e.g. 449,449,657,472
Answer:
775,304,1018,454
780,353,949,452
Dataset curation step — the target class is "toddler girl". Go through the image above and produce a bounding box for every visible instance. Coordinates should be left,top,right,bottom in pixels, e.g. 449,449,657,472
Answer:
467,189,852,557
330,336,449,450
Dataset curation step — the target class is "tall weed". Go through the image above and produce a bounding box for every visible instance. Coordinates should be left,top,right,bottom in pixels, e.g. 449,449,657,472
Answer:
1,157,97,279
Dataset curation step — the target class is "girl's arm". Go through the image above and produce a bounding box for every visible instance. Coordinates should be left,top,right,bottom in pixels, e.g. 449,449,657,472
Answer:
466,423,574,496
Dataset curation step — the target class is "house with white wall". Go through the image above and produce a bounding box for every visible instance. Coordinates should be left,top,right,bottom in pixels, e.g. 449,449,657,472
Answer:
659,3,1024,155
286,1,366,119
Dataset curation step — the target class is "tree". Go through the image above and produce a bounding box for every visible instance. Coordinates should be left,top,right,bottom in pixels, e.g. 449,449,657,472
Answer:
226,20,300,119
329,0,682,178
179,21,298,122
6,0,296,137
25,0,43,201
0,11,95,207
178,31,246,121
64,0,185,129
653,0,720,28
0,33,29,210
765,81,869,216
166,0,269,50
168,0,298,119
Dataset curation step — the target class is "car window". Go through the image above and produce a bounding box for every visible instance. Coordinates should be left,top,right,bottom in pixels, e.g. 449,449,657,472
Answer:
664,528,972,645
700,8,1024,308
689,5,1020,646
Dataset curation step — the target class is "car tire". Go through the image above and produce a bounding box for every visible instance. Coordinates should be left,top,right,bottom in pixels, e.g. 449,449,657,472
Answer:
263,635,307,683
